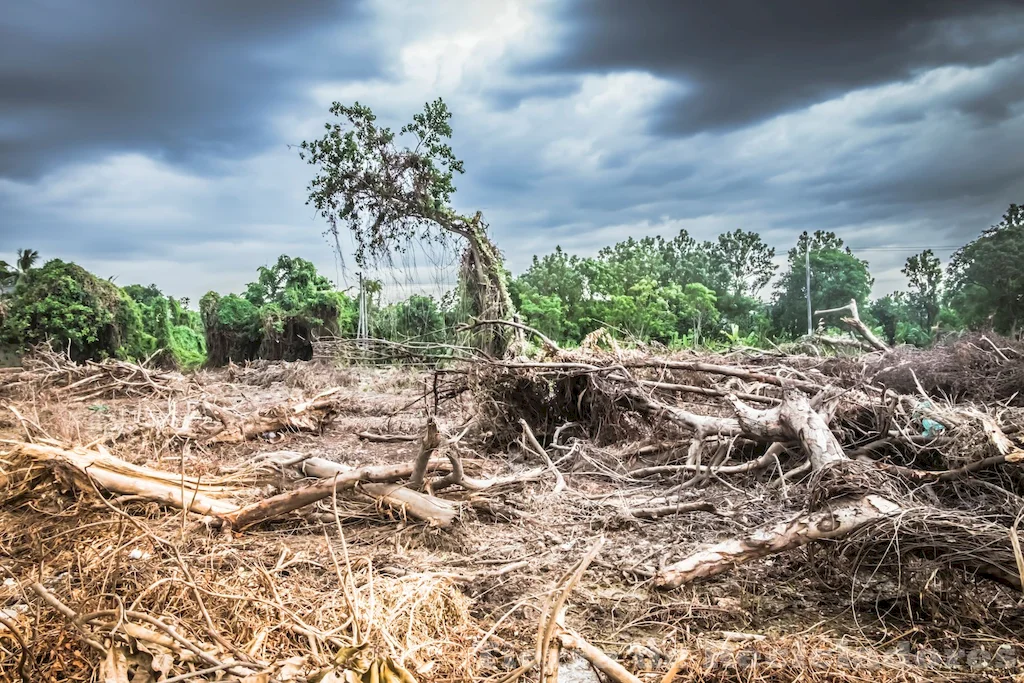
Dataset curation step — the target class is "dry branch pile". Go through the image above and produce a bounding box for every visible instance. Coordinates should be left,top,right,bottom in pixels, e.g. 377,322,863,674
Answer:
0,346,189,401
2,336,1024,682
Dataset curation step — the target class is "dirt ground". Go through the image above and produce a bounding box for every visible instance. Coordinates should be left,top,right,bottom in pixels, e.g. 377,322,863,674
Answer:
1,358,1023,682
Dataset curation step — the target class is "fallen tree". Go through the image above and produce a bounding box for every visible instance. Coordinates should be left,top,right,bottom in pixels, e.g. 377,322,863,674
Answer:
173,388,346,443
300,98,516,356
466,344,1024,596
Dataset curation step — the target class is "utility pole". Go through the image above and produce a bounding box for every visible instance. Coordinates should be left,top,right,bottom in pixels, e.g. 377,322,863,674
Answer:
357,271,366,342
805,237,813,336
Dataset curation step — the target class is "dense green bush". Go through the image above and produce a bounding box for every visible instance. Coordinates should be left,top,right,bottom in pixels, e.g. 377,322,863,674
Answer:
0,259,149,360
123,284,206,369
202,255,356,365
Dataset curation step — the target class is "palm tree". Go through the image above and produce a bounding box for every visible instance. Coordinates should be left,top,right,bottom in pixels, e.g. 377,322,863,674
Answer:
0,249,40,289
15,249,38,277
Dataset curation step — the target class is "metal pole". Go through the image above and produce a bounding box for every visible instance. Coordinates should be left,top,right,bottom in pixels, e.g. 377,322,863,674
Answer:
357,272,365,341
805,237,812,336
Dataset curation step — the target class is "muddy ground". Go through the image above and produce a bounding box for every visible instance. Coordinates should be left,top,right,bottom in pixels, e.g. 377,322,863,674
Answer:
1,359,1022,682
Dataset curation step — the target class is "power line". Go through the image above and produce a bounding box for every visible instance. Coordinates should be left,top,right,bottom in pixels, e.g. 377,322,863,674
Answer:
852,245,961,252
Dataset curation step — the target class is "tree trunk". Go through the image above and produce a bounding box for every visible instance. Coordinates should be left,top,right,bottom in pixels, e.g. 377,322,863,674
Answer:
299,456,457,527
221,459,449,530
655,494,902,588
12,442,242,516
458,213,515,357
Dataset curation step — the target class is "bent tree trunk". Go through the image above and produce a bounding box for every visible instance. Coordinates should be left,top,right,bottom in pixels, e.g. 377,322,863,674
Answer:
458,213,515,357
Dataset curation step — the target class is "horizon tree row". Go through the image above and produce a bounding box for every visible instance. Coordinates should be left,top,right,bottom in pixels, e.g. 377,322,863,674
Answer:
511,203,1024,348
0,204,1021,364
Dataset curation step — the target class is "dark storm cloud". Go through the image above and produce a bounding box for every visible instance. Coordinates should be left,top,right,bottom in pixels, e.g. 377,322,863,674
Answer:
535,0,1024,134
2,0,1023,303
0,0,373,179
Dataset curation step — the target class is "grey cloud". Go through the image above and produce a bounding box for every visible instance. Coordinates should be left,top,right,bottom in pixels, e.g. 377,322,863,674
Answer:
0,0,375,179
532,0,1024,135
3,0,1024,304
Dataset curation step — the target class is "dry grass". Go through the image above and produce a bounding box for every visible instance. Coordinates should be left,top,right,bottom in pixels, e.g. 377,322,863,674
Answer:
1,352,1023,682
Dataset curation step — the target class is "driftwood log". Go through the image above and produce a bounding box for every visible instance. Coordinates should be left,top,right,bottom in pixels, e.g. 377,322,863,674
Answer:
5,442,243,516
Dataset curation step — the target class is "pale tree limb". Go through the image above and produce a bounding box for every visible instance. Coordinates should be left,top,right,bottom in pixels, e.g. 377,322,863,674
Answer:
408,416,441,491
655,494,903,588
299,456,458,527
5,441,242,516
815,299,889,352
557,629,643,683
220,459,450,530
520,419,566,495
537,538,604,683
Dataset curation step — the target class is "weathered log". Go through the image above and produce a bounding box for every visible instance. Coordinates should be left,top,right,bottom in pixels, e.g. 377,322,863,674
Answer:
299,456,458,527
5,442,243,516
221,459,450,530
359,483,458,527
878,450,1024,483
618,375,781,405
655,494,902,588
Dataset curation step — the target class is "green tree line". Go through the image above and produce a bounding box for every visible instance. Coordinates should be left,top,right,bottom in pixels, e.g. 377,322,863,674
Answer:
1,203,1022,365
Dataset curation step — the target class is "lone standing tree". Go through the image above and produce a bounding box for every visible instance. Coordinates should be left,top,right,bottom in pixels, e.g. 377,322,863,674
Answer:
299,99,514,355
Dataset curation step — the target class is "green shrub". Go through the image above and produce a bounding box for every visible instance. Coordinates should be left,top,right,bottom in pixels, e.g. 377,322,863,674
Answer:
201,256,356,365
1,259,148,360
124,283,207,368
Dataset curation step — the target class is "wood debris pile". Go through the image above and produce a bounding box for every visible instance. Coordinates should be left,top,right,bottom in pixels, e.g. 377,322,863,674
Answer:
1,333,1023,682
1,346,189,401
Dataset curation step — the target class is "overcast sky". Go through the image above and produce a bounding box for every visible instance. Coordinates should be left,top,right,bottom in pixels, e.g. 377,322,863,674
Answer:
2,0,1023,302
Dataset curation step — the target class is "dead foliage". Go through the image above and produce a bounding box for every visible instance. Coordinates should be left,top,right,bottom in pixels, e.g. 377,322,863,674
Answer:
0,345,189,401
2,337,1024,682
816,332,1024,404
